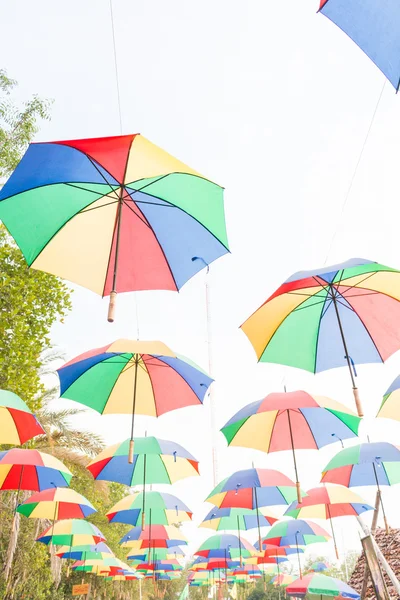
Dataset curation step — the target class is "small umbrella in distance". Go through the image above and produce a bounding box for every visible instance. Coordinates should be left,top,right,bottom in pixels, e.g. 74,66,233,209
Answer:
206,468,306,546
0,133,229,322
240,258,400,416
284,484,373,558
221,392,360,503
0,390,44,445
321,442,400,533
377,375,400,422
194,533,258,567
286,572,360,598
58,339,212,463
308,561,330,573
200,506,278,532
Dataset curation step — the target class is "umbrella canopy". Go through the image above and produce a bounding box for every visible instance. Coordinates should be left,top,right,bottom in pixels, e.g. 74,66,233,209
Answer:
0,448,72,491
106,491,192,526
87,436,199,485
286,572,360,598
37,519,105,546
0,134,229,322
240,258,400,416
285,485,373,519
56,542,113,560
127,546,185,561
264,520,331,547
200,506,278,531
119,524,187,548
17,487,96,519
231,565,262,577
308,561,330,573
377,375,400,421
221,393,360,501
272,574,295,587
318,0,400,91
194,534,257,559
321,443,400,487
0,390,44,445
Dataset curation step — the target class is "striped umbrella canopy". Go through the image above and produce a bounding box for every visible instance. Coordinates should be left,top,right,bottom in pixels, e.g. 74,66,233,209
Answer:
190,556,240,571
0,390,44,445
59,340,212,461
0,134,229,322
230,565,262,577
106,491,192,526
0,448,72,491
249,543,302,563
133,560,182,572
127,546,185,561
221,393,360,503
308,561,330,573
194,534,257,560
286,573,360,598
200,506,278,531
321,442,400,532
87,436,199,485
272,574,295,587
37,519,105,546
56,542,113,560
378,375,400,421
17,487,96,519
240,258,400,417
119,524,187,548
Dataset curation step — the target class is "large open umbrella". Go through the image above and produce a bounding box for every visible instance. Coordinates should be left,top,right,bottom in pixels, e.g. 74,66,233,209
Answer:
107,491,192,526
263,519,330,577
56,542,113,560
206,468,305,546
286,572,360,598
0,390,44,445
240,258,400,416
200,506,278,531
37,519,105,546
17,487,96,520
221,394,359,503
59,339,211,462
0,134,229,321
272,574,295,587
321,442,400,533
318,0,400,91
194,533,258,567
284,484,373,558
119,524,187,549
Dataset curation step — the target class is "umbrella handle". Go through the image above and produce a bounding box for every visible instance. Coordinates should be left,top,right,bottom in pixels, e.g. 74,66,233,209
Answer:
108,291,117,323
296,482,302,504
352,387,363,418
129,439,134,464
11,512,17,533
384,515,390,535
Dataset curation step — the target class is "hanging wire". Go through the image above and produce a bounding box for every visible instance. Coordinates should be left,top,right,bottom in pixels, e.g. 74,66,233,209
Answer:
109,0,123,134
323,79,386,265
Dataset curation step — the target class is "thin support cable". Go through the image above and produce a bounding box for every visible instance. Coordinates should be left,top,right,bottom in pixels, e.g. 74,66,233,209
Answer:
324,80,386,265
109,0,123,134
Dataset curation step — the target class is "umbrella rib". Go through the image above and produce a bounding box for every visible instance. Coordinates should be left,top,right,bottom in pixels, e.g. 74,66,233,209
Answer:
334,271,377,295
121,197,152,228
85,155,121,197
64,182,119,198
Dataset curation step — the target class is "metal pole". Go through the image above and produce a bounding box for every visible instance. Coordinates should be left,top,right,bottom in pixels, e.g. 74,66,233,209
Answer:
253,487,262,550
129,356,139,463
142,453,147,530
372,463,390,534
287,411,302,503
326,505,339,560
330,286,363,416
108,195,123,322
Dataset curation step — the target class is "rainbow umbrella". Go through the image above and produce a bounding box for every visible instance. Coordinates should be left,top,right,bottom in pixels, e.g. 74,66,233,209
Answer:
284,484,373,558
200,506,278,531
286,573,360,598
17,487,96,520
240,259,400,417
263,520,330,578
0,390,44,445
106,491,192,526
194,534,258,565
318,0,400,91
56,542,113,560
119,524,187,549
321,442,400,533
0,134,229,322
272,574,295,587
190,556,240,571
221,391,360,502
127,546,185,561
37,519,105,546
308,562,330,573
59,340,211,463
0,449,72,491
377,375,400,421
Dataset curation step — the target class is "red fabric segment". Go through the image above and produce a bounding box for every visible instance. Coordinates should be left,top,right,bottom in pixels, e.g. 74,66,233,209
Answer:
263,545,289,556
142,355,201,416
140,540,168,549
286,574,313,594
188,459,200,473
219,488,253,509
262,537,282,547
103,199,177,296
28,488,55,502
62,344,113,367
257,469,295,487
268,409,318,452
57,503,84,520
87,457,111,479
10,409,44,444
259,391,317,412
323,504,357,518
0,448,43,466
1,465,40,491
319,0,329,8
294,487,329,506
53,134,136,182
337,285,400,361
321,465,351,486
266,277,323,303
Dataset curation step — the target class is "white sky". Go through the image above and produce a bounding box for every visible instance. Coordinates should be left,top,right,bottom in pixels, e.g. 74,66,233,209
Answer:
2,0,400,574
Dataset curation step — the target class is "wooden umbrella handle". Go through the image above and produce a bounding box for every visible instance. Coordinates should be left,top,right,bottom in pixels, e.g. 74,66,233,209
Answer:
296,482,302,504
128,439,134,464
108,291,117,323
353,387,363,417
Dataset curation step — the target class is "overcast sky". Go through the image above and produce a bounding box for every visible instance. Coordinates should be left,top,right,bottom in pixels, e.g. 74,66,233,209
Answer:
2,0,400,570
